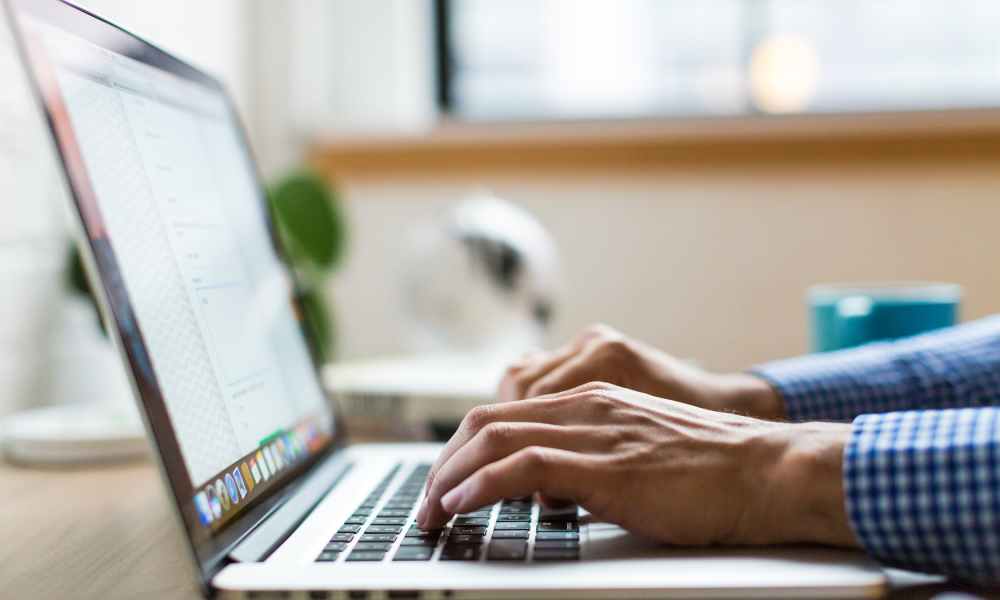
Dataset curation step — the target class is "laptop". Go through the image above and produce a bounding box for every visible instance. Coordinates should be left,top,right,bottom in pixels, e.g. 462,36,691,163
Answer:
6,1,888,597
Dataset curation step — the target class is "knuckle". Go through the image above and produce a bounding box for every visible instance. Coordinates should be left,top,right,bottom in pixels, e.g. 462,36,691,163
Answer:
480,421,513,444
463,404,495,432
583,323,616,339
595,337,631,359
519,445,551,470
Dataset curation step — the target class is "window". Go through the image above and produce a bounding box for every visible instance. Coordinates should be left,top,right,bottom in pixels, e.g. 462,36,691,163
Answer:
437,0,1000,122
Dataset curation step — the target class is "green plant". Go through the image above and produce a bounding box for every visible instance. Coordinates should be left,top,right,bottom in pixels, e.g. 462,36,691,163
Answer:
65,169,346,361
268,170,346,361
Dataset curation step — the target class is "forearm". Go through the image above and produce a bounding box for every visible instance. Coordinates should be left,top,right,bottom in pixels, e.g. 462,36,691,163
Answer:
752,315,1000,422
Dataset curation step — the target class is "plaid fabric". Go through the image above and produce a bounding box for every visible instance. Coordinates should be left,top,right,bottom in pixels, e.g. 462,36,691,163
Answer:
753,316,1000,582
754,315,1000,422
846,409,1000,582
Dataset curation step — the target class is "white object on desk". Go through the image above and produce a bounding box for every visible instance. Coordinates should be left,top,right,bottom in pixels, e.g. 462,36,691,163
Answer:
1,403,147,465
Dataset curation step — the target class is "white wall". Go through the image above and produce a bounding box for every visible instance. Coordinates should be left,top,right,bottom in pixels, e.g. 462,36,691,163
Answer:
329,162,1000,372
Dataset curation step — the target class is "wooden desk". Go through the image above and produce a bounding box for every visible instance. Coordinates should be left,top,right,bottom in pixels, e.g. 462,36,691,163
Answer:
2,459,996,600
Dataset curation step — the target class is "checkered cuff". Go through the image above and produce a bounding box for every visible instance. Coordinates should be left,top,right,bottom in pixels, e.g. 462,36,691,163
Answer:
752,315,1000,422
844,408,1000,583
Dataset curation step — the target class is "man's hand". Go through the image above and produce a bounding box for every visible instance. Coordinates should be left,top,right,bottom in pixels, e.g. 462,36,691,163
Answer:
500,324,784,420
417,382,857,548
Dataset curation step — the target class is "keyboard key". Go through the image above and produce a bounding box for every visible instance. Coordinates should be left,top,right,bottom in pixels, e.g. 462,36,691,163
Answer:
354,542,393,551
487,540,527,561
534,541,579,553
490,529,529,539
338,524,362,534
441,546,480,561
324,542,350,552
317,550,340,562
365,525,403,534
535,531,579,541
346,551,386,562
446,534,483,545
353,508,373,516
359,533,397,543
453,517,490,527
498,506,531,515
405,526,442,537
393,546,434,561
378,509,411,517
330,533,355,542
496,514,531,522
399,536,439,546
459,509,493,517
494,521,531,530
539,507,578,522
533,548,579,561
372,517,408,525
451,526,487,536
537,521,579,532
343,516,367,525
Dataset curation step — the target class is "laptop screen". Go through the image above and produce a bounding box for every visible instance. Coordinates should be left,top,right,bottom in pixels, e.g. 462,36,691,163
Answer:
8,0,337,550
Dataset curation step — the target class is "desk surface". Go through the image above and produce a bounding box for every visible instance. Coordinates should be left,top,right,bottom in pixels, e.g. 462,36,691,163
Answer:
2,459,996,600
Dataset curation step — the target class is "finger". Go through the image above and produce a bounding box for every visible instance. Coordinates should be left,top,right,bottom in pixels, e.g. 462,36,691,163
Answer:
440,447,596,516
498,344,578,402
421,423,612,528
419,387,608,522
498,326,611,402
525,350,601,398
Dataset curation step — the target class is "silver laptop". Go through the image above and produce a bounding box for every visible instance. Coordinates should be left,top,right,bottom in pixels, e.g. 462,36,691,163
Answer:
7,1,887,597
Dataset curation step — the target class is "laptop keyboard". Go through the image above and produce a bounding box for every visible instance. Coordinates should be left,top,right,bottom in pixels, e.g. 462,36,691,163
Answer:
315,463,580,563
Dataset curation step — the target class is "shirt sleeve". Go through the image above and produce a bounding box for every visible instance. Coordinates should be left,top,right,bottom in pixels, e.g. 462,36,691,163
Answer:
751,315,1000,422
844,408,1000,583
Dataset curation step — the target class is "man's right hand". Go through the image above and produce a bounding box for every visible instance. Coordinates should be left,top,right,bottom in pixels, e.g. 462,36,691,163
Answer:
499,324,785,420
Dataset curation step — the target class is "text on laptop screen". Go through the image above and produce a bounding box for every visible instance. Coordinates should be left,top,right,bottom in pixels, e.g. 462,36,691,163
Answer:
25,18,333,530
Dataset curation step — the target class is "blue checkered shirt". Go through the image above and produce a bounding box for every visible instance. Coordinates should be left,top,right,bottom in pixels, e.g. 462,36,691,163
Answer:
753,316,1000,583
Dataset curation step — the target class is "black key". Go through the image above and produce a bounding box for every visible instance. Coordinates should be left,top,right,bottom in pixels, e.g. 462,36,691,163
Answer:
372,517,408,525
441,545,480,561
353,508,373,516
399,536,439,546
359,533,397,543
503,497,532,504
354,542,393,551
383,500,416,508
324,542,350,552
346,551,386,562
459,509,493,517
537,521,579,532
487,539,527,561
533,548,579,561
343,516,367,525
338,524,362,534
490,529,529,539
454,517,490,526
330,533,355,542
498,506,531,515
393,546,434,561
533,540,579,550
365,525,403,534
494,521,530,530
316,550,340,562
535,531,579,541
539,507,578,522
451,526,487,536
378,509,411,517
496,514,531,522
446,534,483,545
405,526,441,537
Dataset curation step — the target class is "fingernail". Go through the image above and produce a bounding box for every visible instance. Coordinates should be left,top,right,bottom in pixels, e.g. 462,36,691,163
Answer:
441,486,464,513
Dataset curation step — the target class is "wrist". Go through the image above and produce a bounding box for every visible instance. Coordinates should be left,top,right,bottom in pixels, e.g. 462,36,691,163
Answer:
756,422,859,547
714,373,785,420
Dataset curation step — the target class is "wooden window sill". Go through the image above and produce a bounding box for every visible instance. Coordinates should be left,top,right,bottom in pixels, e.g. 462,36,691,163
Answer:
307,110,1000,179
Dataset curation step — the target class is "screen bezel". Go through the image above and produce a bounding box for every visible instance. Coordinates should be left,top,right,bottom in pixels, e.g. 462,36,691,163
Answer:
4,0,347,587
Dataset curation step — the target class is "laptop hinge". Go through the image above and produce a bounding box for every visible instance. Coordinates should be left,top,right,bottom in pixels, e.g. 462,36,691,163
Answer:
228,453,354,563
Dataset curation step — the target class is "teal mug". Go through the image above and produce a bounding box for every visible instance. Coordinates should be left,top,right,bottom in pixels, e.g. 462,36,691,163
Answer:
808,282,961,353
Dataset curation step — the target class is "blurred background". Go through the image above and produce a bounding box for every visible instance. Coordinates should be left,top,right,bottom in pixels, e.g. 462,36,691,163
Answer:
3,0,1000,421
